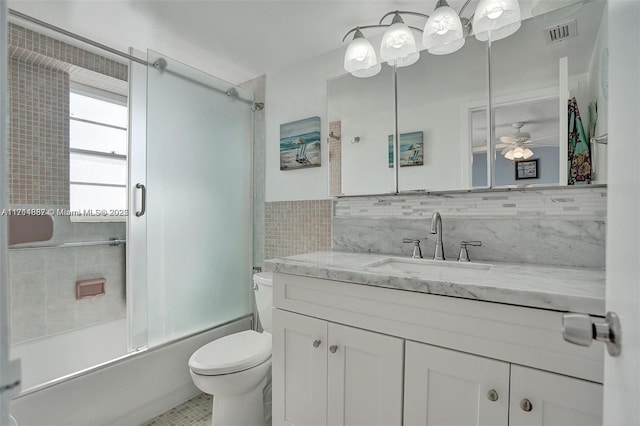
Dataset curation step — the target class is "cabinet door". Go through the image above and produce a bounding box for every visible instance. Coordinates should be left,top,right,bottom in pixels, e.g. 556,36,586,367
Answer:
327,323,404,426
509,365,602,426
404,341,510,426
272,309,328,426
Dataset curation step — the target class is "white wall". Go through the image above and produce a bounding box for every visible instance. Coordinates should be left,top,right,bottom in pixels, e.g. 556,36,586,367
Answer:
265,47,343,202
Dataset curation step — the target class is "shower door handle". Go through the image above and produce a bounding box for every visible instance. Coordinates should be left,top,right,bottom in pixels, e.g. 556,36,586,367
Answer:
135,183,146,217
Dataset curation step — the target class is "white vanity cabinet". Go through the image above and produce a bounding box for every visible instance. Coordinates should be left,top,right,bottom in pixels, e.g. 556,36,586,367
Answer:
508,365,602,426
404,342,510,425
404,342,602,426
272,309,404,426
271,272,604,426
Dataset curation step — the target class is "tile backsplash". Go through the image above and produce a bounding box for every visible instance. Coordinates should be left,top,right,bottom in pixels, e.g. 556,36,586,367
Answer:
333,187,606,268
265,200,332,259
334,187,606,220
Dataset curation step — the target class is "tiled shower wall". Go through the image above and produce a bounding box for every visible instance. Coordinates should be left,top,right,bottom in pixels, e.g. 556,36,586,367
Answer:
264,200,332,259
7,24,128,343
9,54,70,205
333,186,607,268
9,211,126,343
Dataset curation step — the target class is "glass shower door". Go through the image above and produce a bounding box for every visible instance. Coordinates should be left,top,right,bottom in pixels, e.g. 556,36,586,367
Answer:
143,50,254,346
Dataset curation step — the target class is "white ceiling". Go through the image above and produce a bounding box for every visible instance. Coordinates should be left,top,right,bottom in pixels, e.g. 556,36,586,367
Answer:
7,0,590,85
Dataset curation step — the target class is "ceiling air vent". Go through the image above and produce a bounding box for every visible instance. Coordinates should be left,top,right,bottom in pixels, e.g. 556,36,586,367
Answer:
544,20,577,44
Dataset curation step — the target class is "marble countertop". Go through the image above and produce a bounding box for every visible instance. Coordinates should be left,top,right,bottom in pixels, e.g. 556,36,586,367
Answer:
263,251,606,316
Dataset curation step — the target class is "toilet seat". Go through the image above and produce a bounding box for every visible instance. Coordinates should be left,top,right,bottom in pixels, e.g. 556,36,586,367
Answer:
189,330,272,375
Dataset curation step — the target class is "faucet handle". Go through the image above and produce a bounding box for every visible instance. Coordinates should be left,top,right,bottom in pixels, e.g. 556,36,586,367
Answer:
403,238,423,259
458,241,482,262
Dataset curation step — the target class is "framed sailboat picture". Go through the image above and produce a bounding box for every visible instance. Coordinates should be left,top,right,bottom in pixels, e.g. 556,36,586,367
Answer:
280,116,321,170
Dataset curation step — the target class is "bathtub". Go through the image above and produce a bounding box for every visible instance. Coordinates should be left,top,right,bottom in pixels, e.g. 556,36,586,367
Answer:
10,319,128,391
10,316,251,425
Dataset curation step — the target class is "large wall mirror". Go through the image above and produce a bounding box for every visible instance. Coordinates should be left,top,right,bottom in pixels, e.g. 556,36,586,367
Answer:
328,0,608,196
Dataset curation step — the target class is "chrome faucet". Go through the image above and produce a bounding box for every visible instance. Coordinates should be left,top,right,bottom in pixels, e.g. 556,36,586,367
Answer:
403,238,423,259
430,211,445,260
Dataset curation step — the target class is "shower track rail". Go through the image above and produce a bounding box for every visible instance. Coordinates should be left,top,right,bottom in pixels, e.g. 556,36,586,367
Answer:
7,9,261,110
8,238,126,251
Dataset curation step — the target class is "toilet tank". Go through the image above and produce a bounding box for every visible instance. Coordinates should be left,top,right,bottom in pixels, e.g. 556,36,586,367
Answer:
253,272,273,332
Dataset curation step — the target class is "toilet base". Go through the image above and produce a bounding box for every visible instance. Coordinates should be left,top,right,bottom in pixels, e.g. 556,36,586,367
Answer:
211,374,268,426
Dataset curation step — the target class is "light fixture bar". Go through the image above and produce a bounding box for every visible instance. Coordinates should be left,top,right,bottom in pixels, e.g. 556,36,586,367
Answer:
378,10,430,25
458,0,475,17
342,25,389,42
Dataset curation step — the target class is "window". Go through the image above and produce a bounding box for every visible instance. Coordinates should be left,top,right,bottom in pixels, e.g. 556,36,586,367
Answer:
69,84,128,222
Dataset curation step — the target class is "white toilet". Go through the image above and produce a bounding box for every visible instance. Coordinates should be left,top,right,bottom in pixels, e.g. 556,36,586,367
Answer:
189,272,273,426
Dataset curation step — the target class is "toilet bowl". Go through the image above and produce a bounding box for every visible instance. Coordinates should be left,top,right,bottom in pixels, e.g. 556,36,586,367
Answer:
189,272,273,426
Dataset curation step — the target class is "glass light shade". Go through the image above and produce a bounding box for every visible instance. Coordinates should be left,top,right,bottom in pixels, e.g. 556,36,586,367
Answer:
351,63,382,78
522,148,534,159
474,21,521,42
387,51,420,67
380,22,418,62
503,145,534,160
423,6,464,50
473,0,521,35
428,38,465,55
512,147,525,159
344,37,379,74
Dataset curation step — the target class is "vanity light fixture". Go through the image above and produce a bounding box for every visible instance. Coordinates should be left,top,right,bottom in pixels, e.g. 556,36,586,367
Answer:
423,0,468,55
473,0,522,41
380,12,420,65
342,0,522,77
344,28,382,78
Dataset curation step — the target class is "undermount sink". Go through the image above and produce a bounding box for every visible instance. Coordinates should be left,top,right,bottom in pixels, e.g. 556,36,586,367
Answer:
365,257,491,278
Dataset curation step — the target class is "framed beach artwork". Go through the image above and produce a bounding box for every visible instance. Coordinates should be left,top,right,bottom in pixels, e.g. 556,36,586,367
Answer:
388,131,424,167
280,116,321,170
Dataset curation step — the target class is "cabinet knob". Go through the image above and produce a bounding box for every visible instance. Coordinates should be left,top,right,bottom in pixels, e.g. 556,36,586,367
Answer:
486,389,499,402
520,399,533,412
329,344,338,353
312,339,321,348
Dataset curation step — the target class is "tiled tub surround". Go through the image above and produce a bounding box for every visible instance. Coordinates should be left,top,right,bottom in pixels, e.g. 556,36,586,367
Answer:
9,205,126,343
263,251,605,315
8,23,128,207
265,200,332,259
7,24,129,343
333,187,606,268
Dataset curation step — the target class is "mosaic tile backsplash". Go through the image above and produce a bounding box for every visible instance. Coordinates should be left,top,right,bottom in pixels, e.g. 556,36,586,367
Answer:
333,187,607,268
265,200,332,260
334,187,607,219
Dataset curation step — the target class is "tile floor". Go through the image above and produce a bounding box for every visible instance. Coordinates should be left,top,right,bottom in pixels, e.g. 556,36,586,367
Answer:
142,393,212,426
